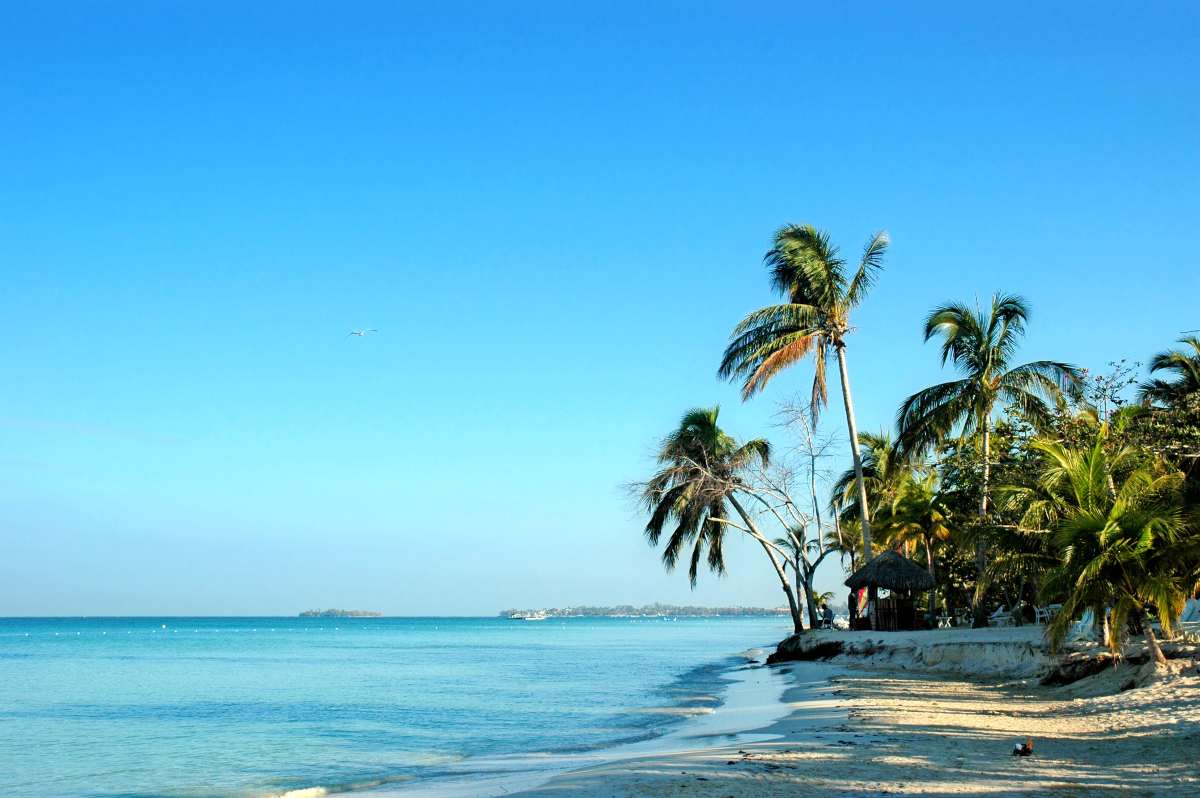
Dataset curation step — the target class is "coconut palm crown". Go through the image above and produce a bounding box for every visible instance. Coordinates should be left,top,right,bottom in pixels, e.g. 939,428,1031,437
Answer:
718,225,887,410
641,406,770,584
895,293,1082,470
831,431,903,528
1137,336,1200,406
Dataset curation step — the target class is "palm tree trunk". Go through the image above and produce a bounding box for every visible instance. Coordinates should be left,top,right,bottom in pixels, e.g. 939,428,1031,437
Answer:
1143,617,1168,666
973,419,991,613
924,535,937,622
980,420,991,518
835,344,873,563
1103,609,1113,657
728,496,804,634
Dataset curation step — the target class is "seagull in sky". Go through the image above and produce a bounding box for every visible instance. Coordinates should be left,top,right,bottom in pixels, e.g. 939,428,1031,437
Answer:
348,329,378,337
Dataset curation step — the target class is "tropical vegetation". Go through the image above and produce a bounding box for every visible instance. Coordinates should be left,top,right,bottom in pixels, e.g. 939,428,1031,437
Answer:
635,221,1200,666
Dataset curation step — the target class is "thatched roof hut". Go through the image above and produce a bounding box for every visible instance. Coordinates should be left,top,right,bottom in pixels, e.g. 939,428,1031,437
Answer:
844,550,934,592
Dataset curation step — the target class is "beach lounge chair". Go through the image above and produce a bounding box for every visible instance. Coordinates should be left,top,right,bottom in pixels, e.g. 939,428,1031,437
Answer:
1034,603,1063,625
1067,608,1098,642
1175,599,1200,637
987,605,1014,627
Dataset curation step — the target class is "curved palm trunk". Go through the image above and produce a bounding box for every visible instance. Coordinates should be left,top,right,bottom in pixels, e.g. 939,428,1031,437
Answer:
1136,609,1168,666
728,496,804,634
1145,625,1167,666
835,344,873,560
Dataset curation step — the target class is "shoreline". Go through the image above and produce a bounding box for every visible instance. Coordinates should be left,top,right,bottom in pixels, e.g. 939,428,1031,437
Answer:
358,644,815,798
503,627,1200,797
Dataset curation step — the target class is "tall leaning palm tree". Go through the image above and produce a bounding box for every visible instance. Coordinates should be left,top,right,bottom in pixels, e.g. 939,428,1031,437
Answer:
895,293,1081,590
719,224,889,562
641,407,804,632
1138,336,1200,406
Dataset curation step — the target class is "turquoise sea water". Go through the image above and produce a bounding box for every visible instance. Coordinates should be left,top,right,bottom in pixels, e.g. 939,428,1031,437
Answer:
0,616,790,797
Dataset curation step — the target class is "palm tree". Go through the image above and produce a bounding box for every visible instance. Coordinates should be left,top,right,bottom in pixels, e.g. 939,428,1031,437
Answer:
895,293,1081,593
831,431,903,534
1138,336,1200,406
719,224,889,566
1032,432,1190,665
825,511,862,574
874,470,954,616
641,407,805,632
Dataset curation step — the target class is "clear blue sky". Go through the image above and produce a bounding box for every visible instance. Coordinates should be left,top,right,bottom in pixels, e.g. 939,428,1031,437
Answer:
1,3,1197,615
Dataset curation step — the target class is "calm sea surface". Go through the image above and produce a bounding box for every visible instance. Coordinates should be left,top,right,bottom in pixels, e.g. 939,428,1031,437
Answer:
0,616,790,797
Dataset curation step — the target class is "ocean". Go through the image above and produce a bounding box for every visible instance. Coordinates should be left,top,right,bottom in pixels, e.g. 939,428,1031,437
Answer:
0,615,792,797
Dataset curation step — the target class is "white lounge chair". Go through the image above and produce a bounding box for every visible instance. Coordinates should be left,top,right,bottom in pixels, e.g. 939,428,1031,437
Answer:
987,605,1014,627
1067,608,1098,642
1034,603,1063,625
1176,599,1200,637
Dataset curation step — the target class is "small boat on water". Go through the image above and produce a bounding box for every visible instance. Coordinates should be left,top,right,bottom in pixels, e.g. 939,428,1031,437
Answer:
506,610,550,621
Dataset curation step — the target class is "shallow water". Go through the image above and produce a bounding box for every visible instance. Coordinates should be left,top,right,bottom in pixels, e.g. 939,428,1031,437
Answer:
0,616,790,797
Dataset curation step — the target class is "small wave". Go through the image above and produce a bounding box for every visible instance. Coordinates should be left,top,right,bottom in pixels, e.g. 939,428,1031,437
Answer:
628,705,716,716
264,774,412,798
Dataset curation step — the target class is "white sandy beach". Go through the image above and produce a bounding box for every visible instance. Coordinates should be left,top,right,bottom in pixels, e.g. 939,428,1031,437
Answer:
506,627,1200,797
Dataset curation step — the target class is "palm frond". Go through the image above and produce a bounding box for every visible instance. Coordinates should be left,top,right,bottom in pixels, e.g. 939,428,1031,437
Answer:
895,378,977,459
846,230,889,308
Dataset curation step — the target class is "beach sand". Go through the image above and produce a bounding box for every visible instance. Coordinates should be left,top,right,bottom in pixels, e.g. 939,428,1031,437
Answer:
509,628,1200,797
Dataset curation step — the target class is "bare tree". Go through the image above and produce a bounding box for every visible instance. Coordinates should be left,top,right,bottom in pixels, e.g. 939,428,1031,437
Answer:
755,399,845,628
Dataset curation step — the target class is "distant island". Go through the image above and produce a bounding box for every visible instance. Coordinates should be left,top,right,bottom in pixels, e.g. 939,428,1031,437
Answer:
298,609,383,618
499,603,790,619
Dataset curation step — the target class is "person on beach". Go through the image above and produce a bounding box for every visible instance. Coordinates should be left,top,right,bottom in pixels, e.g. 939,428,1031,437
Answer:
822,603,834,629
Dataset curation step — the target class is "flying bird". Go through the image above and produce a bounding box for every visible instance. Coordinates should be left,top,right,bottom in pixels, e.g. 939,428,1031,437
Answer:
348,329,378,337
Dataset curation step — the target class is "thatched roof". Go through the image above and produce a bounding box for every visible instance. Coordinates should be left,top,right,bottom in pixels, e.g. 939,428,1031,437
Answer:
844,550,935,592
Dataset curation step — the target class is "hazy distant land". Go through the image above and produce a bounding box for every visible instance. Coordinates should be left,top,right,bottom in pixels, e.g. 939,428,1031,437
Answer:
298,609,383,617
499,603,790,619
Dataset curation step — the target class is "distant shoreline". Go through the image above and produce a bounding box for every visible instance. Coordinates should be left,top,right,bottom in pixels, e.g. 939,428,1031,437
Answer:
2,609,796,624
500,604,791,619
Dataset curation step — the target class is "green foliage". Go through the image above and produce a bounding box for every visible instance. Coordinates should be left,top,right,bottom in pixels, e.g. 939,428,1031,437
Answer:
1022,426,1193,656
875,471,954,557
641,407,769,585
831,431,903,524
1137,336,1200,406
718,224,888,411
896,294,1082,459
643,220,1200,644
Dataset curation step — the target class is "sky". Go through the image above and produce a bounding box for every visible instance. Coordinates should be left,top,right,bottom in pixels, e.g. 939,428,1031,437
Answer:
1,2,1197,616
